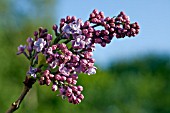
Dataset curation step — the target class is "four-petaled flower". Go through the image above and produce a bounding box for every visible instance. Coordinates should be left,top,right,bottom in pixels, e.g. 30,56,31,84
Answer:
85,66,97,75
62,19,82,38
72,35,86,49
33,38,46,52
27,67,37,78
17,45,26,55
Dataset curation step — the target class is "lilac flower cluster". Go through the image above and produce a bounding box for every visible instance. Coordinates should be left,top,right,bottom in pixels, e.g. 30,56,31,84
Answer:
17,9,140,104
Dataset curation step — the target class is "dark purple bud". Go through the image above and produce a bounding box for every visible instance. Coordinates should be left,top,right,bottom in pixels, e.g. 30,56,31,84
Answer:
96,14,101,20
52,83,58,91
84,21,90,27
91,18,98,23
71,16,77,21
27,44,33,52
74,98,81,104
46,79,51,86
61,76,67,81
109,28,115,32
99,11,104,18
47,34,52,41
104,24,110,30
66,78,73,84
55,74,61,81
76,91,81,95
53,24,58,31
110,23,115,28
82,29,88,35
95,30,101,36
94,37,102,43
78,94,84,100
77,86,83,91
101,41,106,47
88,27,94,33
72,80,77,85
52,45,58,50
105,17,111,21
93,9,99,15
49,74,54,79
27,37,33,43
60,18,65,23
71,74,78,80
44,70,50,76
90,13,95,18
34,31,38,36
72,86,78,92
66,16,71,22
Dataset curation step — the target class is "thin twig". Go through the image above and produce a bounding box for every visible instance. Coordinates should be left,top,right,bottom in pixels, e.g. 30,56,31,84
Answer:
6,77,36,113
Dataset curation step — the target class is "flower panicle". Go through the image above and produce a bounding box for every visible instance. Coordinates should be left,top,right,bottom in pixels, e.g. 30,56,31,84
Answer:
17,9,140,104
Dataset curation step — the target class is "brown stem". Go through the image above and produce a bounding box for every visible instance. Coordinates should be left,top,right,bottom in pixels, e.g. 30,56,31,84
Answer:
6,77,36,113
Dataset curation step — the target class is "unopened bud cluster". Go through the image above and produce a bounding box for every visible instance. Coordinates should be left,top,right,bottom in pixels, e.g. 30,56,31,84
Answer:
17,9,140,104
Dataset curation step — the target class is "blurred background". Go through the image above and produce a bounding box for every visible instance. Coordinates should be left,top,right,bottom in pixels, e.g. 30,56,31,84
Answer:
0,0,170,113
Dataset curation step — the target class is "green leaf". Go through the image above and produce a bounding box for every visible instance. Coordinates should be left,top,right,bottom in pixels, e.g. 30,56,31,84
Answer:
37,53,46,67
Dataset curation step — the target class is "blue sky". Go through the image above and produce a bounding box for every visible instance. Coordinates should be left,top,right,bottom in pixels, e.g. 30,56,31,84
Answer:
56,0,170,68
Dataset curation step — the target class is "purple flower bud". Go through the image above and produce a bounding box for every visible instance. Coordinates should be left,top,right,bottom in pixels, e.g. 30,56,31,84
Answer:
47,47,53,55
93,9,99,15
52,45,58,50
72,86,78,92
94,38,102,43
47,34,52,41
72,80,77,85
27,44,33,53
71,55,80,62
44,70,50,76
60,18,65,23
46,79,51,86
78,94,84,100
71,16,77,21
82,29,88,35
52,84,58,91
59,87,66,95
99,11,105,18
71,74,78,80
101,41,106,47
27,37,34,43
83,21,90,27
88,27,94,33
55,74,61,81
52,24,58,31
66,16,71,22
74,98,81,104
66,78,73,84
49,74,54,79
90,13,95,18
91,18,98,23
34,31,38,36
77,85,83,91
76,91,81,95
61,76,67,81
